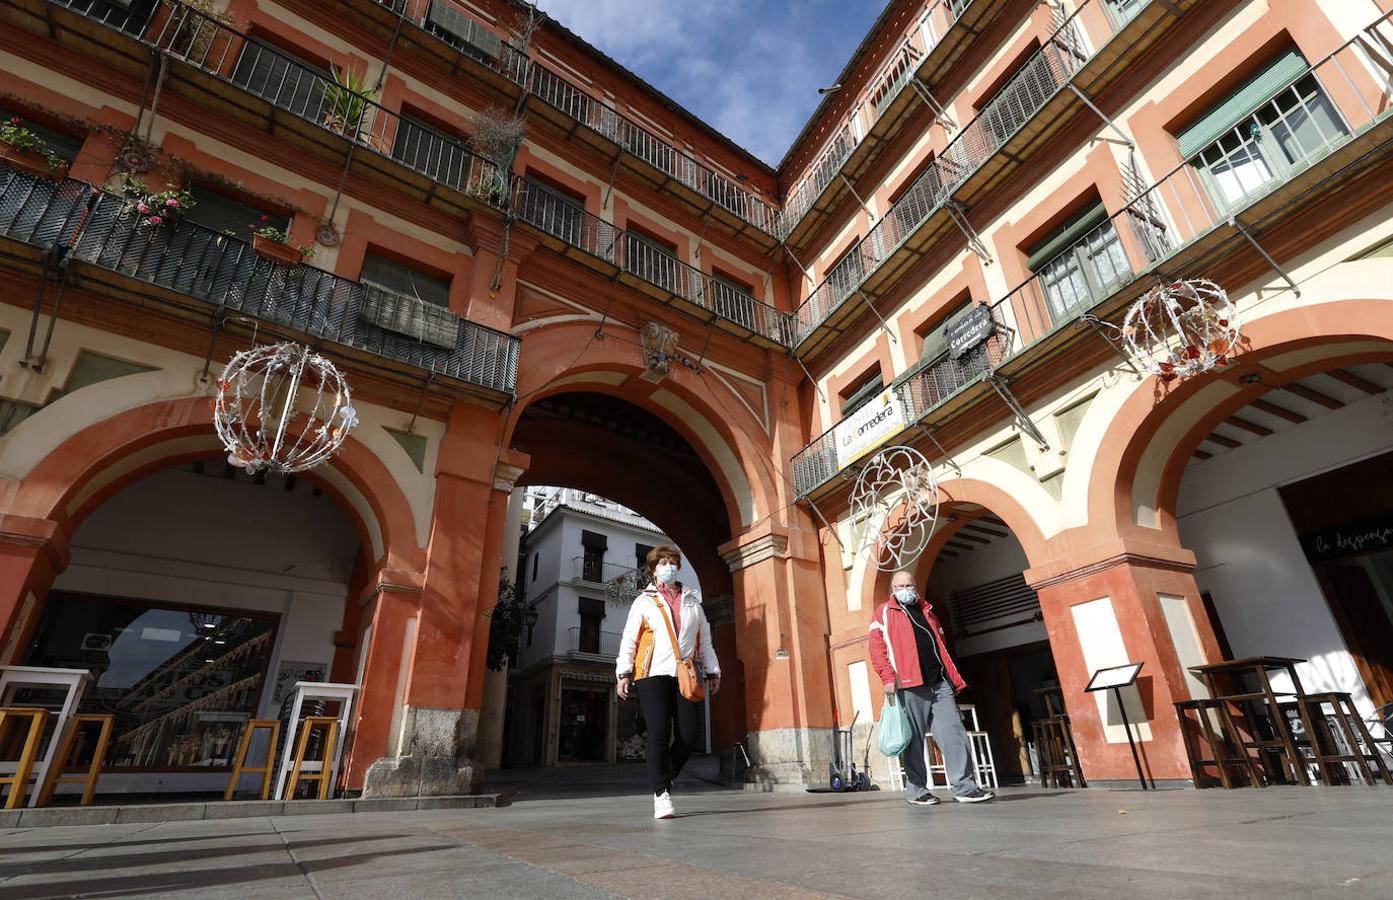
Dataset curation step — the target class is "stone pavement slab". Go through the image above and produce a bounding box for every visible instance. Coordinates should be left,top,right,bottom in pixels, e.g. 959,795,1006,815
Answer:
2,784,1391,898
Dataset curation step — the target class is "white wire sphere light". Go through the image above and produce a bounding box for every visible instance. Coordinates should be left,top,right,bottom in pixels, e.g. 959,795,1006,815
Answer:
213,342,358,474
849,445,940,573
1122,279,1240,382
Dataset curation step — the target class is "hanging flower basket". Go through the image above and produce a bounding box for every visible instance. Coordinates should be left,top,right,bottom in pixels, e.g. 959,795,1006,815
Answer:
252,233,304,266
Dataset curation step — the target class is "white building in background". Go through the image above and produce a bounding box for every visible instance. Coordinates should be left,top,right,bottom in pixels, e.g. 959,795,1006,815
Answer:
503,488,705,767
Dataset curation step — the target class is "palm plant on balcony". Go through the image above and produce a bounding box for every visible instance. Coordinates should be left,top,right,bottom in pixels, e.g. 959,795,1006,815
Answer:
246,215,315,265
322,67,378,144
0,116,68,179
120,173,195,230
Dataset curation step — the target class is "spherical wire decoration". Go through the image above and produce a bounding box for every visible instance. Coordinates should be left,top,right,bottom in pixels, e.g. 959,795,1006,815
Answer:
848,445,940,573
1121,279,1240,382
214,342,358,474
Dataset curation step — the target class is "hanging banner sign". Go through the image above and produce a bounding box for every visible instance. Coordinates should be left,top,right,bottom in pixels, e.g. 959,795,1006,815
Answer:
834,388,906,471
946,305,995,359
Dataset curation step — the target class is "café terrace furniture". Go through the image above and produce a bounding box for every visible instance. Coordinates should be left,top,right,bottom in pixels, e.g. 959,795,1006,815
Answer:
1032,685,1085,788
35,713,115,807
1174,697,1266,789
926,703,999,790
224,719,283,801
1188,657,1325,785
273,681,358,800
0,666,92,807
0,707,49,809
1283,692,1392,786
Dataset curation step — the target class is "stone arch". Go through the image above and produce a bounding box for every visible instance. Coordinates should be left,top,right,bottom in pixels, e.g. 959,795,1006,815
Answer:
7,396,423,574
506,320,783,534
1086,295,1393,544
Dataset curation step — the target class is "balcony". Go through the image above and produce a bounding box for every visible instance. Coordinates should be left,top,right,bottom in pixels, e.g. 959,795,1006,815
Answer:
0,165,520,397
791,11,1393,500
570,556,636,586
0,1,798,344
779,0,1018,248
567,626,621,658
514,179,794,348
281,0,780,243
791,0,1204,360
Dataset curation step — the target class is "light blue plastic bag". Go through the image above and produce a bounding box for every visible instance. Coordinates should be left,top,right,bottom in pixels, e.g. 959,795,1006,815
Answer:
877,692,912,756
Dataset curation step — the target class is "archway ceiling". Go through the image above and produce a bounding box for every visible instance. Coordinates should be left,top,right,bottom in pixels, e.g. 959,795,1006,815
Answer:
1187,362,1392,463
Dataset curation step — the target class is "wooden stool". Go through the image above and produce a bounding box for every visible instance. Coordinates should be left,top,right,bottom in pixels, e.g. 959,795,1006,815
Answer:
35,714,113,807
224,720,282,801
1294,693,1393,786
1033,716,1085,788
0,707,50,809
284,716,338,800
1175,699,1264,789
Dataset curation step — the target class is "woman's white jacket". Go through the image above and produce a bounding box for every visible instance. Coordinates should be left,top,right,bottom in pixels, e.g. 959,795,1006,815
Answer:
615,584,721,680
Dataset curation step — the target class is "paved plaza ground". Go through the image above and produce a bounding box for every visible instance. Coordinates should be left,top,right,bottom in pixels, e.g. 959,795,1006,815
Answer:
2,765,1391,899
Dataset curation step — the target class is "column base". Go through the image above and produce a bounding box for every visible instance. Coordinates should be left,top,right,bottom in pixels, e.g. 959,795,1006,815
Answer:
726,727,835,792
360,706,484,798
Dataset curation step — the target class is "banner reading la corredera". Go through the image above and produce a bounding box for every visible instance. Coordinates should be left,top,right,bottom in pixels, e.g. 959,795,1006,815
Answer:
834,388,905,471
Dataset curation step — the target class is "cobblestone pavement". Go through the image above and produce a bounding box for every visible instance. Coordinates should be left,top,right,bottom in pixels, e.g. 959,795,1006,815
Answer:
3,770,1392,899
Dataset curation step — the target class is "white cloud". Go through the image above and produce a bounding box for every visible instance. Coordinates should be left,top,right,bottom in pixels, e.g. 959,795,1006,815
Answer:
538,0,836,166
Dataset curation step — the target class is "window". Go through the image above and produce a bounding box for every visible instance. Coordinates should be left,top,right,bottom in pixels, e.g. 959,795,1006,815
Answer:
424,0,503,63
625,227,681,293
358,252,457,348
635,543,653,579
840,367,884,417
1104,0,1146,27
1026,200,1129,322
24,592,279,771
391,111,471,188
0,111,84,163
1181,51,1346,212
975,42,1042,148
230,37,330,118
520,173,588,248
824,241,867,304
531,552,539,582
580,530,607,582
577,597,605,654
185,187,286,237
710,271,755,328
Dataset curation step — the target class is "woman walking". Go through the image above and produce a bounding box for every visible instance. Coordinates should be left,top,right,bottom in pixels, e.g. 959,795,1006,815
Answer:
615,544,720,819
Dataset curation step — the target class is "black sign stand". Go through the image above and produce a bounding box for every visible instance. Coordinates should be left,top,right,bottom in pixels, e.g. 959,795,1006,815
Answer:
1085,662,1151,790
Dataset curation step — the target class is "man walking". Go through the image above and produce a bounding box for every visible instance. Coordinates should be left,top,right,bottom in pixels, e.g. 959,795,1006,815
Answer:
869,570,994,805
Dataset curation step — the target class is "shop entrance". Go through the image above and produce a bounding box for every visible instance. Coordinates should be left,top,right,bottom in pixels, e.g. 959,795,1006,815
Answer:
1279,449,1393,711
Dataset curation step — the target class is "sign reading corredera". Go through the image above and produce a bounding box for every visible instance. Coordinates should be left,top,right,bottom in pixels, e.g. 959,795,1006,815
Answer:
834,388,906,471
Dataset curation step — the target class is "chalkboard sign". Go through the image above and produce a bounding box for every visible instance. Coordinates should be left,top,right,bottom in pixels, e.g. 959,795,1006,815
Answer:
1300,511,1393,562
946,305,994,358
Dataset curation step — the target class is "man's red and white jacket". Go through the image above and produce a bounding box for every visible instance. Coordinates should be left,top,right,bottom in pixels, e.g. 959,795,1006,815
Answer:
868,594,967,692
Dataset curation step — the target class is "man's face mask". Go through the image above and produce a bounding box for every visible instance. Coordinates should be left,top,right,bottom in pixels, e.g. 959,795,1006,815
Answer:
893,586,918,605
656,563,679,584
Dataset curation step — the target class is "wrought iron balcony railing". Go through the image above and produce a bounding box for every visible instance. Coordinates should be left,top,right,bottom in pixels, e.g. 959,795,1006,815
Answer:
513,179,794,345
0,165,520,393
792,1,1100,346
567,626,622,657
790,9,1393,496
777,0,973,239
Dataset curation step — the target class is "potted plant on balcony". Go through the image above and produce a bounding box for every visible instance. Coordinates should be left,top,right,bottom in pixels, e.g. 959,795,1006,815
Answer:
121,173,195,230
0,116,69,179
323,67,378,146
247,215,315,265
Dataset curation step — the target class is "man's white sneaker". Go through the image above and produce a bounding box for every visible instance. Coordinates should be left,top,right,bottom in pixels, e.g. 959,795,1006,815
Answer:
954,788,994,803
653,791,675,819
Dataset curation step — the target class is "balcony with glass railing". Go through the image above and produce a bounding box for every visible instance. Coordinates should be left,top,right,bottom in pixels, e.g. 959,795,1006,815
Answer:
790,0,1200,358
790,10,1393,498
0,164,520,394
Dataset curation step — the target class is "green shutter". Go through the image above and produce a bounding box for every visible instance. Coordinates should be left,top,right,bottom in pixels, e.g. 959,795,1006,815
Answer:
919,302,975,362
1176,48,1309,159
1026,201,1108,271
840,373,884,416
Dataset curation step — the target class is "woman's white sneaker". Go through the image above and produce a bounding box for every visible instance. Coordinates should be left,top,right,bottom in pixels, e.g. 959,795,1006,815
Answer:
653,791,676,819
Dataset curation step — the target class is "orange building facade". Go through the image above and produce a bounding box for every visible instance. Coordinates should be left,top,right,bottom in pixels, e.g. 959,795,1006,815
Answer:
1,0,1392,797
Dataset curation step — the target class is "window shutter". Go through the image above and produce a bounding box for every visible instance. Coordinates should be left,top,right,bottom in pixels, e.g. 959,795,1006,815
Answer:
919,302,976,362
1025,201,1109,271
1176,48,1308,159
581,530,608,551
840,372,884,416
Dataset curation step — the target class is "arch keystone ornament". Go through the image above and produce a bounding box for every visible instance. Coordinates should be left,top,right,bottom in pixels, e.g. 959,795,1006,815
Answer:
214,342,358,474
849,445,940,572
1117,279,1242,384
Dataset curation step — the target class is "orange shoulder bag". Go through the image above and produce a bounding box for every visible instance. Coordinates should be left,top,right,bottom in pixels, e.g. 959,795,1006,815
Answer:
654,595,705,703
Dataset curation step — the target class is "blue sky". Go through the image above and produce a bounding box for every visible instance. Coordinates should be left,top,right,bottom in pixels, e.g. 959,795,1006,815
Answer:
540,0,889,168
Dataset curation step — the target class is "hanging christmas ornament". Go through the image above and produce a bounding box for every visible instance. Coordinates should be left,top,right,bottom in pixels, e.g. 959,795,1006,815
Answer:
214,342,357,474
1120,279,1240,383
848,445,940,572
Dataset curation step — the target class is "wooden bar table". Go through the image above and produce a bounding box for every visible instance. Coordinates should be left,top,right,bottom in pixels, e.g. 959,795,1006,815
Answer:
1188,656,1326,786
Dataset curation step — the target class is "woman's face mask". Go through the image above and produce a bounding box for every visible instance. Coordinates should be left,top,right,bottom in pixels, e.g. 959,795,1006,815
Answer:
893,586,918,605
655,562,679,584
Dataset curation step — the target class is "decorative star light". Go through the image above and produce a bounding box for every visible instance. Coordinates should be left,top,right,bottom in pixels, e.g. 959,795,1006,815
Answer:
1120,279,1241,383
849,445,940,573
213,342,357,474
